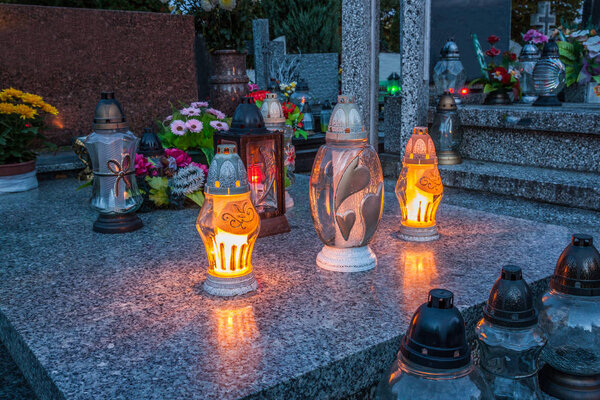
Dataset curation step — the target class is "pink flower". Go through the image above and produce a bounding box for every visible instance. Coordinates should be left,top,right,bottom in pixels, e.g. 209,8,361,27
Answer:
191,101,208,108
210,120,229,131
523,29,548,44
248,83,259,92
485,47,501,57
192,162,209,177
206,108,226,120
186,118,203,133
134,154,154,177
164,148,191,168
163,115,172,124
170,120,187,136
181,107,200,116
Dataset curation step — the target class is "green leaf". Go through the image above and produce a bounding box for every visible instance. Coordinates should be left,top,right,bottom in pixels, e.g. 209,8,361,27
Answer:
201,147,214,164
185,190,205,207
145,176,169,190
149,188,169,207
76,180,92,190
593,76,600,84
483,83,496,94
295,128,308,139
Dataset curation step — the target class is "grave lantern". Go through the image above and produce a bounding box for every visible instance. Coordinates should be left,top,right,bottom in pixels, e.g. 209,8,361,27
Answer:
309,95,384,272
378,289,493,400
84,92,143,233
386,72,401,96
538,234,600,399
433,39,467,104
476,265,547,399
214,97,290,237
289,79,312,112
518,42,541,104
302,102,315,132
533,38,565,107
260,93,286,131
138,127,164,165
395,127,443,242
197,144,260,296
429,94,462,165
320,100,332,133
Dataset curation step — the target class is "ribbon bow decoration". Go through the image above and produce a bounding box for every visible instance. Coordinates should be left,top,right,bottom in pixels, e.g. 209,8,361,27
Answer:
106,155,132,198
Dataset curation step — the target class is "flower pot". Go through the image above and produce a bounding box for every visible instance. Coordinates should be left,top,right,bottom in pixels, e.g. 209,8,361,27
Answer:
209,50,249,117
586,82,600,103
0,160,38,193
484,90,512,105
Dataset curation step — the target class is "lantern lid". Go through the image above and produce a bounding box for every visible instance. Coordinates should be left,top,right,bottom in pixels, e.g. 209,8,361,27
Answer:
550,234,600,296
260,93,286,130
483,265,538,328
326,95,366,141
205,144,250,195
541,38,560,58
520,42,541,61
228,97,268,136
440,39,460,60
92,92,128,131
400,289,471,370
402,127,438,165
139,127,164,157
387,72,400,81
436,94,458,111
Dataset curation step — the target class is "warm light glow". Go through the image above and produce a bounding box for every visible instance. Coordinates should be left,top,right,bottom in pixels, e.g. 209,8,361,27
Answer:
401,165,441,228
197,192,259,279
460,88,469,95
401,249,438,311
448,88,455,94
248,164,264,184
215,306,259,345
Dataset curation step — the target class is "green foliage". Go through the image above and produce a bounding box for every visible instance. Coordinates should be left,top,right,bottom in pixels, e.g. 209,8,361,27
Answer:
380,0,399,53
262,0,341,53
557,39,584,86
511,0,584,41
185,190,205,207
0,0,170,12
145,176,170,207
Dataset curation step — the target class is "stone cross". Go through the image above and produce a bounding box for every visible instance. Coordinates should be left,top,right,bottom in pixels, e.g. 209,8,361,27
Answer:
530,1,556,36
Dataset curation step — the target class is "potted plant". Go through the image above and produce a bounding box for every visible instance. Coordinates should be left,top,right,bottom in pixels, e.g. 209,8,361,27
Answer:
471,35,521,105
0,88,58,193
172,0,262,116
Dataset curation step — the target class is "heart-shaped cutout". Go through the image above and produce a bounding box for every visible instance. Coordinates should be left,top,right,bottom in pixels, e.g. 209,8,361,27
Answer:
360,182,384,245
335,155,371,209
335,210,356,241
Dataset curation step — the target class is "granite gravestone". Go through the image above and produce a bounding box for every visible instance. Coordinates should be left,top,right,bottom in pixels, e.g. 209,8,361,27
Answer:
583,0,600,26
430,0,511,81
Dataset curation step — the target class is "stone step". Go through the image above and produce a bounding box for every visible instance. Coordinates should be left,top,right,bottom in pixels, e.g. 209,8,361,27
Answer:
438,159,600,211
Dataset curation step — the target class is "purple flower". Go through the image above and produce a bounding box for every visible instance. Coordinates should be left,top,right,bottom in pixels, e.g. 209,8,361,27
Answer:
248,83,259,92
163,115,172,125
180,107,200,116
210,120,229,131
186,118,203,133
170,120,187,136
523,29,548,44
191,101,208,108
206,108,226,120
192,162,209,177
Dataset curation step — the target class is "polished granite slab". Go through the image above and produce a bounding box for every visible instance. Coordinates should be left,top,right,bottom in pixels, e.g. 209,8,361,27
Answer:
0,175,571,400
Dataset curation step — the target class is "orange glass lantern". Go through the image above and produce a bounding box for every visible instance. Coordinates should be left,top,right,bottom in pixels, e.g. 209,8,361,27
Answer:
197,144,260,296
395,127,443,241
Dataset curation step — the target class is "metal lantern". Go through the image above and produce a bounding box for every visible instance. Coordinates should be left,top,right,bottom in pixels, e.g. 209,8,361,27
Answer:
320,100,332,133
378,289,493,400
289,79,312,112
395,127,443,242
433,39,467,104
214,97,290,237
533,39,566,107
386,72,401,96
138,127,164,165
538,234,600,399
476,265,547,399
84,92,143,233
429,94,462,165
518,42,541,104
309,95,384,272
197,144,260,297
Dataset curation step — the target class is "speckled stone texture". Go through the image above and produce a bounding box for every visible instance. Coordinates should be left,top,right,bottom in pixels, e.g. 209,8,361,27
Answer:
341,0,380,145
0,174,572,400
0,4,197,145
294,53,339,105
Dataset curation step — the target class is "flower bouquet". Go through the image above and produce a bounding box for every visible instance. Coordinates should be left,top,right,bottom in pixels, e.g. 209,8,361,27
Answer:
135,148,209,211
471,35,520,104
250,87,308,140
156,101,229,165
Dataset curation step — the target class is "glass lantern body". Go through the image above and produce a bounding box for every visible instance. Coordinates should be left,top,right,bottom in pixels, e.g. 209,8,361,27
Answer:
395,163,443,229
378,357,491,400
320,108,332,133
539,290,600,375
310,139,383,248
476,320,546,399
433,59,467,96
518,60,538,100
430,111,462,157
290,89,312,112
85,128,142,215
197,191,260,279
533,58,566,97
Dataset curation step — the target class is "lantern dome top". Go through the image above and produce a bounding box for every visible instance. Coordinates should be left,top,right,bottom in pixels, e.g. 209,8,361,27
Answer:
326,95,366,141
92,91,128,131
520,42,541,61
228,97,268,136
483,265,538,327
403,127,438,165
436,94,458,111
400,289,471,370
541,38,560,58
139,127,164,157
205,144,250,195
551,234,600,296
260,93,286,130
441,39,460,60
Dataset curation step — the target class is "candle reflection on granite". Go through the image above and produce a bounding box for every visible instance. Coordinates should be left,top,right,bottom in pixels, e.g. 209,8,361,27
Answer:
401,249,439,311
215,306,259,346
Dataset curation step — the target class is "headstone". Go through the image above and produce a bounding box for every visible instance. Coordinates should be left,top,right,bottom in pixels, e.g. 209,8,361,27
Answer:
252,19,270,89
341,0,379,146
582,0,600,26
294,54,339,104
429,0,511,81
530,1,556,36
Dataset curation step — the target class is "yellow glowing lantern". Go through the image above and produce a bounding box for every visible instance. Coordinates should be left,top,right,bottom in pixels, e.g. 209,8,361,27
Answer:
197,144,260,296
395,127,443,241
